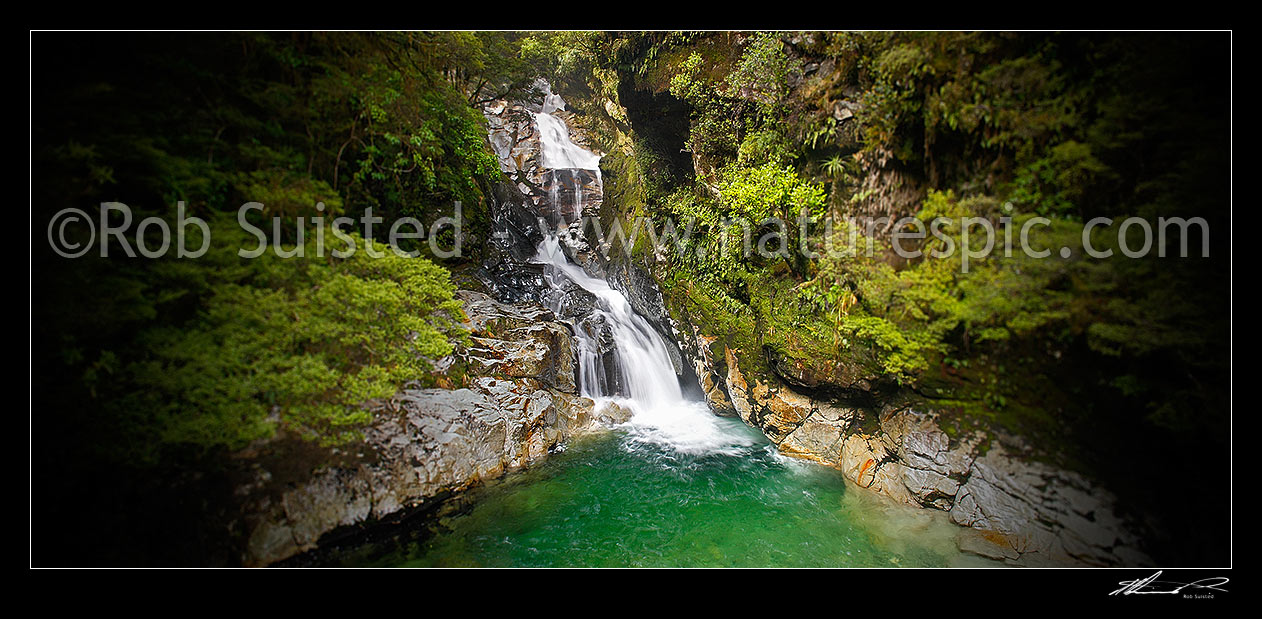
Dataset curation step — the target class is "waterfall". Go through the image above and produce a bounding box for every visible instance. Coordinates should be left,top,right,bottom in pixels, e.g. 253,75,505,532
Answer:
530,88,680,405
535,112,602,172
528,85,751,455
533,87,601,225
535,236,683,408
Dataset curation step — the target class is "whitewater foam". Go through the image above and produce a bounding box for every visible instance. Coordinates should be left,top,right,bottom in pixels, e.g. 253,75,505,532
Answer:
528,91,753,458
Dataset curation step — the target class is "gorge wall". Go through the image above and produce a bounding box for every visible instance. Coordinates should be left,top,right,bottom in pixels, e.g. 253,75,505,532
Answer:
542,70,1156,566
233,290,631,566
232,76,1154,568
683,336,1151,566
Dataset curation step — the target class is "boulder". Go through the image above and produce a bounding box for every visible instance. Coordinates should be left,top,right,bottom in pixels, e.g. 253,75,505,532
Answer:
457,290,578,394
594,400,634,425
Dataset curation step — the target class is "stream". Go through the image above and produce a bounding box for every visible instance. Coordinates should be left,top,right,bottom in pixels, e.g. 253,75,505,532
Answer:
307,91,1002,568
322,419,998,567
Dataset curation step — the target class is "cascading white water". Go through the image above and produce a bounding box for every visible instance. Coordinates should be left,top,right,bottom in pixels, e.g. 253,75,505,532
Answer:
534,86,601,225
529,86,754,455
535,236,682,407
535,113,603,172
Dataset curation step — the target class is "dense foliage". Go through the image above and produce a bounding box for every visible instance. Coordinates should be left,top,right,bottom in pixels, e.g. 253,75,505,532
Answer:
548,32,1228,444
534,34,1229,565
33,33,547,465
96,224,464,463
31,31,1229,565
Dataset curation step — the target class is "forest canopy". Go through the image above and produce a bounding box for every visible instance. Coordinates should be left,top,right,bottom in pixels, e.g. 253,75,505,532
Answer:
32,30,1229,477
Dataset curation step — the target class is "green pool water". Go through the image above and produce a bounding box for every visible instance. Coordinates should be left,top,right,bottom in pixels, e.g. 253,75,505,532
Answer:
320,402,1000,568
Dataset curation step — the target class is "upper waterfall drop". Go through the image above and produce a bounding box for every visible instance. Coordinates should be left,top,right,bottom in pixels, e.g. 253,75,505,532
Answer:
534,113,603,172
532,86,603,174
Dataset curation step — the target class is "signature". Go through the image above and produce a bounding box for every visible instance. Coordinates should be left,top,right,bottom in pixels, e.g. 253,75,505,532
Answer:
1110,571,1229,596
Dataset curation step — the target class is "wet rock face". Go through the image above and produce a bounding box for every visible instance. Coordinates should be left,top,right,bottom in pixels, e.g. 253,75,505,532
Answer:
711,345,1153,567
609,260,667,328
234,290,621,566
478,258,547,305
765,345,882,395
576,312,616,351
478,179,549,304
543,279,598,322
457,290,579,394
682,330,736,416
574,312,624,397
542,168,603,222
484,100,603,228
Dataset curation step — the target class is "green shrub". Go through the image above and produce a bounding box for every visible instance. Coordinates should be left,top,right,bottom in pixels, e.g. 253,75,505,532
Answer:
102,223,465,462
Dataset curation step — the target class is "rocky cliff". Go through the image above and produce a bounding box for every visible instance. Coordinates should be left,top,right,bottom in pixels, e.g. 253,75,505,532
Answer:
674,330,1152,566
235,79,1155,567
232,290,629,566
538,72,1156,567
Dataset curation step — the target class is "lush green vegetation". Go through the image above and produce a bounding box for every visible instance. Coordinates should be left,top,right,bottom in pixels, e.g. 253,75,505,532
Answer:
92,224,465,464
546,32,1228,445
31,31,1229,565
530,35,1228,567
33,33,552,466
